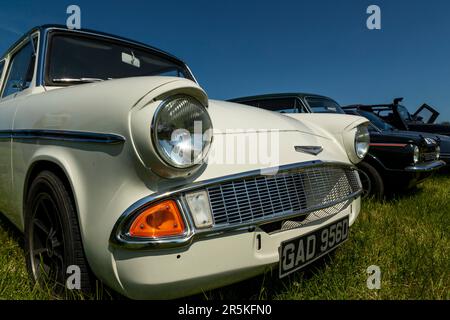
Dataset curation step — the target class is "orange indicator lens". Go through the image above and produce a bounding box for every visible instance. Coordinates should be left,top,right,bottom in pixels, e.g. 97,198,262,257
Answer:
129,200,185,238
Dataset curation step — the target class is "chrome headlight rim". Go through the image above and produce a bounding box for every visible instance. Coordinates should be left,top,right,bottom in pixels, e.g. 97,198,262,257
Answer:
354,125,370,159
412,145,420,164
151,95,213,170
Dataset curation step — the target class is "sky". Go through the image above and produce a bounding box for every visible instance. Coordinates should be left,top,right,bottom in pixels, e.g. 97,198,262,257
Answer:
1,0,449,122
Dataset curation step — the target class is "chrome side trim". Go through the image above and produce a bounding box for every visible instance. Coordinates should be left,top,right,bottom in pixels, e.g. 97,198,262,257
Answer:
0,129,125,144
110,160,362,250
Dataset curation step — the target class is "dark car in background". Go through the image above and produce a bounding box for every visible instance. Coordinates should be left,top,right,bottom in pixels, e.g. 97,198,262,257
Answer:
344,108,445,197
342,104,450,166
231,93,446,197
344,98,450,136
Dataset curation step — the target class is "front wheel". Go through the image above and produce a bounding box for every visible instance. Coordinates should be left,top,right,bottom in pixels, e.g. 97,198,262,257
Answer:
24,171,93,296
357,161,385,199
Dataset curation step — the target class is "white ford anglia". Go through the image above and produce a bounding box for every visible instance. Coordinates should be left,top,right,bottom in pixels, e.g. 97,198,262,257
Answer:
0,25,369,299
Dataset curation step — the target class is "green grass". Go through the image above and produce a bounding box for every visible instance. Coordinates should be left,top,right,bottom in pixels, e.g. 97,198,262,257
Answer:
1,175,449,300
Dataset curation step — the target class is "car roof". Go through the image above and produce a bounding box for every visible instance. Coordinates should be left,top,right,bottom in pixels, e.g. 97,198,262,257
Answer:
229,92,336,102
0,24,186,66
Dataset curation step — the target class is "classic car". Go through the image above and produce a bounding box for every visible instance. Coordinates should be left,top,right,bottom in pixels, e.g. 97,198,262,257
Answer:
343,104,450,166
231,93,446,197
344,98,450,136
230,93,346,115
0,26,369,299
344,109,445,197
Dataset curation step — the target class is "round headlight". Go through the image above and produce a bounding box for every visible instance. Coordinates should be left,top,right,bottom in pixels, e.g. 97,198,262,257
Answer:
413,145,420,164
436,146,441,160
355,125,370,159
152,95,213,168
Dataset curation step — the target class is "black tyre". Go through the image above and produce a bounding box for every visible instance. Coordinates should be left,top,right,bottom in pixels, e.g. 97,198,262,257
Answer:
24,171,93,296
357,161,385,199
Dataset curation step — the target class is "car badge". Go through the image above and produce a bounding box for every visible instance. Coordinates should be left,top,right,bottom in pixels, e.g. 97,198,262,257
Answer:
295,146,323,156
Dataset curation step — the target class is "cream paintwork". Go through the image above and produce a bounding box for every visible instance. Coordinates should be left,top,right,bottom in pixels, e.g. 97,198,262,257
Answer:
285,113,369,164
0,29,369,299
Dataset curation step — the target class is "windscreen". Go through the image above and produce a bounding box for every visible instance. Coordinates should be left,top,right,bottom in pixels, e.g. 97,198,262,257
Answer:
46,33,193,84
305,97,345,114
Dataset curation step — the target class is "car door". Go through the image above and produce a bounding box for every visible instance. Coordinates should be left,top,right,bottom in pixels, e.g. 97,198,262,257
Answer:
412,104,440,124
0,58,11,214
0,58,18,216
0,40,36,221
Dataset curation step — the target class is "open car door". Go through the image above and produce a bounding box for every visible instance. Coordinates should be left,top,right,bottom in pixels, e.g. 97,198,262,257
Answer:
412,104,440,124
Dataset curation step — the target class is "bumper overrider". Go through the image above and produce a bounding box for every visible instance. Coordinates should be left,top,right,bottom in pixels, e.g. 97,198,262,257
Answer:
109,161,363,299
439,153,450,165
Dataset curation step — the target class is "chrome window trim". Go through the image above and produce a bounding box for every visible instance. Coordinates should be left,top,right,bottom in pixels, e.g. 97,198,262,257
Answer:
36,29,47,86
0,60,5,92
110,160,362,250
0,129,126,144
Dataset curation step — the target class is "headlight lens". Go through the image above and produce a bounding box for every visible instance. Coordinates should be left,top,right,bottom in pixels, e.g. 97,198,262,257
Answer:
152,95,213,168
413,145,420,164
355,125,370,159
436,146,441,160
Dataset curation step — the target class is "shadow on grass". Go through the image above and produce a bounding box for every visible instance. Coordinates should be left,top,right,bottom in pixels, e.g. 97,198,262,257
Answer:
0,211,24,249
192,252,336,300
436,166,450,175
384,185,423,202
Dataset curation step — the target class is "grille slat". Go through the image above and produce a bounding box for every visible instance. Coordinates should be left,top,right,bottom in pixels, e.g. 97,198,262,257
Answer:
207,165,361,227
421,152,437,162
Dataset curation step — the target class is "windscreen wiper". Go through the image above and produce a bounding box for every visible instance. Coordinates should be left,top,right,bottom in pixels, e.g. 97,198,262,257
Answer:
52,78,105,83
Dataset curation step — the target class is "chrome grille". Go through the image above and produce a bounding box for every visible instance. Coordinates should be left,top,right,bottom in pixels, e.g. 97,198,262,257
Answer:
281,200,351,232
421,152,437,162
206,165,361,227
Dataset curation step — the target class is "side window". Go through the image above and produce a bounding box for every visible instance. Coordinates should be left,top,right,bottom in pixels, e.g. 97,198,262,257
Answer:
2,41,35,98
414,107,434,123
376,110,393,121
257,98,298,113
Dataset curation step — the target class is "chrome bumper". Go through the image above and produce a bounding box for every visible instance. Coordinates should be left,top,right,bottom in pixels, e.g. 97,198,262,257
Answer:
405,160,446,172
